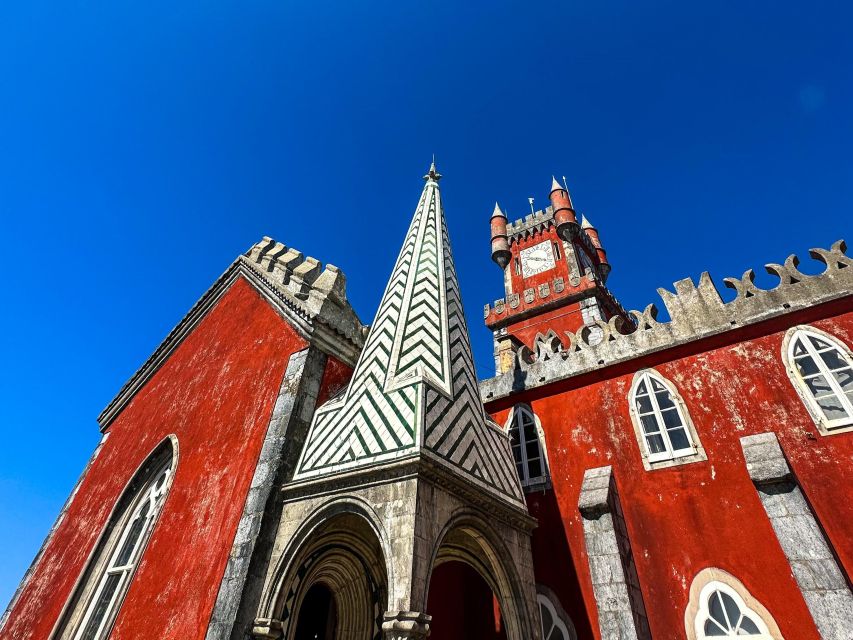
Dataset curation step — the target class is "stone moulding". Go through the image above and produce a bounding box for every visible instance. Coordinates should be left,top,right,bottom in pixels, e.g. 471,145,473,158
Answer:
481,240,852,402
97,237,366,430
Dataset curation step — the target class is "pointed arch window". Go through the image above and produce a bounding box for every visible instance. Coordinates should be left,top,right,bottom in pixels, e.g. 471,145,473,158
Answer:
56,439,176,640
537,593,576,640
784,326,853,434
629,370,705,469
508,405,549,488
686,569,782,640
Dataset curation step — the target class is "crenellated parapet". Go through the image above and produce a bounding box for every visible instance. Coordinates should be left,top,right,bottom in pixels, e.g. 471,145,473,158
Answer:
242,236,365,351
97,236,366,429
481,240,853,402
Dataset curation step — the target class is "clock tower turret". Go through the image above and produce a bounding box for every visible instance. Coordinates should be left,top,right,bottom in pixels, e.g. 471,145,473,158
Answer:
484,175,630,374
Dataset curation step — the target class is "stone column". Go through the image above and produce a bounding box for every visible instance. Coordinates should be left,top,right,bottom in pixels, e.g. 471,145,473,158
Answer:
382,611,431,640
578,466,650,640
740,432,853,640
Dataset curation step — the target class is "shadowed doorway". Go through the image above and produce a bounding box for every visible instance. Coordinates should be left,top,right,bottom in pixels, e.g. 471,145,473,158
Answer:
293,583,337,640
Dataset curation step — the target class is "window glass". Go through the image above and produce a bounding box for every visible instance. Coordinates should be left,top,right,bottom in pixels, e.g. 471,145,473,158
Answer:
59,445,174,640
508,406,548,486
787,329,853,429
631,371,695,462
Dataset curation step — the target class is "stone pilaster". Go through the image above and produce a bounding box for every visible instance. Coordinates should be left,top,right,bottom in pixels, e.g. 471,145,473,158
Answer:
578,466,650,640
381,611,431,640
206,347,327,640
740,432,853,640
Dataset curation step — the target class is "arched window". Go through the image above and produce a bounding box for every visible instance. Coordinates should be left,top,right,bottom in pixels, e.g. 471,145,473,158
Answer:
56,439,176,640
686,569,781,640
507,405,549,487
629,370,704,469
783,326,853,434
537,593,576,640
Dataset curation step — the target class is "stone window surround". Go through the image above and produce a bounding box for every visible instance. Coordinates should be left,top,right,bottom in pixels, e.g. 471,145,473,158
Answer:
536,585,577,640
684,567,783,640
627,368,707,471
781,324,853,436
52,435,179,640
504,404,552,491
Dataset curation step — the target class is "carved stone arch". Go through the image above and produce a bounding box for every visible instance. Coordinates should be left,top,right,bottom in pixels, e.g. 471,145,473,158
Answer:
256,496,391,640
628,368,707,471
781,324,853,435
425,509,540,640
684,568,783,640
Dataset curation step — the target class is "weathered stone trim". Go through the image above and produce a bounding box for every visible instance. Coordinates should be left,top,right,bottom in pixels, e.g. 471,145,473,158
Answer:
627,368,707,471
740,432,853,639
781,325,853,436
98,242,365,430
683,567,784,640
204,347,327,640
577,466,651,640
381,611,431,640
482,240,852,402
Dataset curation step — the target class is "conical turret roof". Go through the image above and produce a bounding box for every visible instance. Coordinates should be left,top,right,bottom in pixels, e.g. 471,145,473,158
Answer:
293,164,524,507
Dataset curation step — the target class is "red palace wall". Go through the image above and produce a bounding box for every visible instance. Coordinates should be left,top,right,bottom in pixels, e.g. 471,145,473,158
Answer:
2,276,349,640
487,304,853,640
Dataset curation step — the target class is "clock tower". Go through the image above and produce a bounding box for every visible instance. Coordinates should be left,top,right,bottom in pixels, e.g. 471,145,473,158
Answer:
485,176,630,374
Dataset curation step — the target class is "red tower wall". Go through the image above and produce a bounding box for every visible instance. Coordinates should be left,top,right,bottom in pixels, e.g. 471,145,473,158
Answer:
2,277,351,640
487,306,853,640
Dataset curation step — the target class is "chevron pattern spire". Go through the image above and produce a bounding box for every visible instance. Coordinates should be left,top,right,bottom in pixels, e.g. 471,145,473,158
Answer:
293,164,524,506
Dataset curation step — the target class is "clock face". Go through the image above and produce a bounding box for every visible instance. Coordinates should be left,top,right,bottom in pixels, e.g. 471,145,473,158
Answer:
519,241,556,278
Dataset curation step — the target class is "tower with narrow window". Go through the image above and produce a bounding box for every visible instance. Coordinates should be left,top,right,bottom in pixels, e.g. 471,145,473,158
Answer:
485,177,631,374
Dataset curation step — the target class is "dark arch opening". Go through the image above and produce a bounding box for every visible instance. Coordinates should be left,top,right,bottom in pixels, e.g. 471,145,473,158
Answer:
426,560,507,640
293,583,337,640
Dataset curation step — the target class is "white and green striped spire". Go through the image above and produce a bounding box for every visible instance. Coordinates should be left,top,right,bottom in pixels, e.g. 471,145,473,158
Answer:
293,163,524,506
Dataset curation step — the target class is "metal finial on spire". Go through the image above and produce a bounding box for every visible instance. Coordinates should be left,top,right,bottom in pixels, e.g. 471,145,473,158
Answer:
424,156,442,182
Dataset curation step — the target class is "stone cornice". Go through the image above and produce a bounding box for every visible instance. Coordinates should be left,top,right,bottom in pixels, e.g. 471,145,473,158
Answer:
281,454,536,532
97,239,366,430
481,240,853,403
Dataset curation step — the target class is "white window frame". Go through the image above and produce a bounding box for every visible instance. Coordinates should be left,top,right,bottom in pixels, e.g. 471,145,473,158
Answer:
54,439,176,640
685,568,782,640
628,369,706,470
506,405,550,489
782,325,853,435
537,592,576,640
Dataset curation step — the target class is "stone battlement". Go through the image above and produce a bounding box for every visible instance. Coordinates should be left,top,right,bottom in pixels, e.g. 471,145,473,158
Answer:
506,206,555,241
480,240,853,402
97,237,366,429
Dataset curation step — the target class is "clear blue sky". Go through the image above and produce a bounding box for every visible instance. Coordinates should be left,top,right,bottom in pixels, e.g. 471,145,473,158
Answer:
0,0,850,611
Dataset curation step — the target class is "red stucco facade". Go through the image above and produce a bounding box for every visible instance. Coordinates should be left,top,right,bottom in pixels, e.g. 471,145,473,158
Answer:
1,277,350,640
486,304,853,640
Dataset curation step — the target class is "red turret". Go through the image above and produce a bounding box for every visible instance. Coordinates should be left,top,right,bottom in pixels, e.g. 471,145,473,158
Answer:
549,176,578,240
490,202,511,269
582,214,611,281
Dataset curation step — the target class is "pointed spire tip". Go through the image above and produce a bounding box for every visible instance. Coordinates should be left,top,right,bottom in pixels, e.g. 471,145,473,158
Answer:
581,214,594,229
492,202,505,218
550,175,563,193
424,156,442,182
